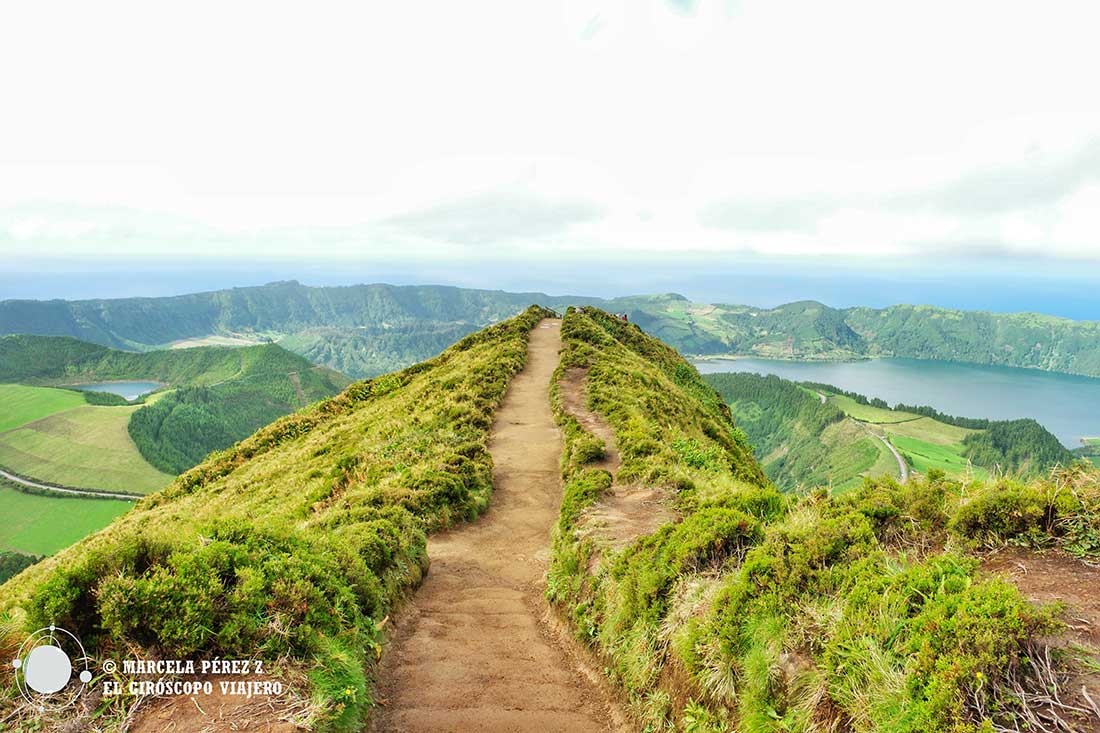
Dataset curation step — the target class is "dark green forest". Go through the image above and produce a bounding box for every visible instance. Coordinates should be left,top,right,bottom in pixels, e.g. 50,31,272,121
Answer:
704,372,854,489
0,550,37,585
962,419,1076,474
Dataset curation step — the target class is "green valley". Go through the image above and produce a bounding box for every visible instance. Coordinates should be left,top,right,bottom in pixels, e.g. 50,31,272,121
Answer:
705,372,1074,491
2,306,1097,733
0,335,350,478
0,383,173,494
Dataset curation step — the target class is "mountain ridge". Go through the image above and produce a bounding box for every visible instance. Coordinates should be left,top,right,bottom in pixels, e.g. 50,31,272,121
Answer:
3,282,1099,378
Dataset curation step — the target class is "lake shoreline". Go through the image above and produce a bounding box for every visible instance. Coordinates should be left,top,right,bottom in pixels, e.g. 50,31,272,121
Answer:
694,356,1100,449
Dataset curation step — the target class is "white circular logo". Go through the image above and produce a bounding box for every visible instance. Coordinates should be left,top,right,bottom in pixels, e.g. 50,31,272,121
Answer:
24,644,72,694
11,626,92,712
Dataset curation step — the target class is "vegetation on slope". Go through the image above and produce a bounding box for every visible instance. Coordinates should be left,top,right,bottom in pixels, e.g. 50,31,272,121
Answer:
962,419,1077,475
0,335,349,476
0,306,555,732
708,374,1075,486
703,373,895,491
548,307,1097,732
0,396,174,494
0,551,37,585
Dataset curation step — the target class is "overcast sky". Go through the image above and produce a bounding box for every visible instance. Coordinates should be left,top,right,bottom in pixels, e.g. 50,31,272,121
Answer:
2,1,1099,273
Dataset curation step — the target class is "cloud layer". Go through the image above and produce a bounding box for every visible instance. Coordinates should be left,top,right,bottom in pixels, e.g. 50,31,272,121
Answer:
1,1,1099,265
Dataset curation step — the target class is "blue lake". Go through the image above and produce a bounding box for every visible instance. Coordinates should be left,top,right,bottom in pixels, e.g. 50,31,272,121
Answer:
693,357,1100,449
73,381,163,401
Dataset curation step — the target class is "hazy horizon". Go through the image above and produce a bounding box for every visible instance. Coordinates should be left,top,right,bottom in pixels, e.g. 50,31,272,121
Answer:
3,255,1098,321
4,2,1100,307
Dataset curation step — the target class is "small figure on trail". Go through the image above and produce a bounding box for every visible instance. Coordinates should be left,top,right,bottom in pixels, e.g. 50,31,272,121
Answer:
621,313,629,323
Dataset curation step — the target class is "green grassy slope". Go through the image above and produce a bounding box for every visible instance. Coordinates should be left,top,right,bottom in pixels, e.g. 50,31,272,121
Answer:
0,335,350,476
548,307,1098,733
703,373,897,491
0,403,174,493
0,306,554,732
0,384,87,432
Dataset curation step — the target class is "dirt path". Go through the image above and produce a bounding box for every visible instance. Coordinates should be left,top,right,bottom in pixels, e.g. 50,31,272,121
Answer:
370,319,620,733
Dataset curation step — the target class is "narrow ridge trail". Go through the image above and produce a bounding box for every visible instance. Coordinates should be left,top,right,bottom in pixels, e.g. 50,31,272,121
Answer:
370,319,620,733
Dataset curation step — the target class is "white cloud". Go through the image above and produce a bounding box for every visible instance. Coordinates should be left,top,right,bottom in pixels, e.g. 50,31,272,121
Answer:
1,1,1100,264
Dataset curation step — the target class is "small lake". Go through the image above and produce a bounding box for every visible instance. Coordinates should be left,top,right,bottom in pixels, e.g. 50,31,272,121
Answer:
694,357,1100,449
73,381,163,401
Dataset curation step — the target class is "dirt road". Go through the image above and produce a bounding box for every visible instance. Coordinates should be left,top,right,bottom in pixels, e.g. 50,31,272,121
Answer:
369,319,619,732
0,466,140,500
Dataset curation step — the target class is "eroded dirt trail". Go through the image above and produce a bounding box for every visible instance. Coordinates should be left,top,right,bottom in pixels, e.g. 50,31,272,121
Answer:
370,319,618,733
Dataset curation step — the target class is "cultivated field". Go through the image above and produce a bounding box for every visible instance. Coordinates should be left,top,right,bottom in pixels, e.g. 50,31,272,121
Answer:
0,484,131,555
0,386,173,493
825,392,990,480
0,384,86,432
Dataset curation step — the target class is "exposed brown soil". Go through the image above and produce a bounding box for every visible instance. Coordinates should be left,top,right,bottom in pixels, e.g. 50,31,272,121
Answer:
559,368,621,475
559,367,676,553
981,547,1100,726
982,548,1100,648
129,675,306,733
369,320,623,732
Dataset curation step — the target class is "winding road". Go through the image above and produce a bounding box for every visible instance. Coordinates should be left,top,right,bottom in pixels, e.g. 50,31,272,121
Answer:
872,433,909,484
0,467,140,501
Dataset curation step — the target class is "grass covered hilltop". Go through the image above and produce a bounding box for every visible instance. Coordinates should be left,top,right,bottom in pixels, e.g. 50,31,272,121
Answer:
549,308,1099,732
1,306,1098,732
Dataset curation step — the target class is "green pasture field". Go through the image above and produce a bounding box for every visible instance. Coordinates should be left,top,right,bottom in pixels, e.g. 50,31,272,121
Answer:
828,393,921,423
0,403,173,493
0,484,131,556
822,419,900,491
881,415,977,445
889,434,990,480
0,384,87,432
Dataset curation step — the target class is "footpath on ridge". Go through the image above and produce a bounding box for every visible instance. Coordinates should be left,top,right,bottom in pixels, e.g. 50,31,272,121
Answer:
369,318,621,732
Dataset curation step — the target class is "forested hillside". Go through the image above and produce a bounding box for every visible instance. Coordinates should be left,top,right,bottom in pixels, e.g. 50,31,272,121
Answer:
4,282,1099,378
706,372,1075,489
704,372,891,490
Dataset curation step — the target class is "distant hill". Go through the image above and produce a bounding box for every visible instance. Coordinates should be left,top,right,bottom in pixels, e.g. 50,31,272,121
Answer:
3,282,1100,378
705,371,1076,490
0,281,601,376
622,295,1100,377
0,334,350,474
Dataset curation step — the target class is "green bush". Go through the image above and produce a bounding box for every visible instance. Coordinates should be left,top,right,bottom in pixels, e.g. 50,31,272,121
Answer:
950,483,1050,542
